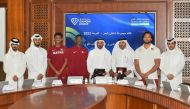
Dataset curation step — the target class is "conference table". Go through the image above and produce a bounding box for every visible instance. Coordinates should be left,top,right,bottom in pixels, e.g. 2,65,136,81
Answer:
8,86,107,109
0,83,189,109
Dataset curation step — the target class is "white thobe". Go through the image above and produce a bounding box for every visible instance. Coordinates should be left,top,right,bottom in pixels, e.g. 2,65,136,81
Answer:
25,47,47,80
87,42,111,77
160,48,185,89
112,45,135,77
3,51,26,88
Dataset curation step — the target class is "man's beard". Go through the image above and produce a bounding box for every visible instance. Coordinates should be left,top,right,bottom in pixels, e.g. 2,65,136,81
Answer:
119,47,125,50
34,43,40,47
12,48,18,51
97,46,103,49
168,46,175,51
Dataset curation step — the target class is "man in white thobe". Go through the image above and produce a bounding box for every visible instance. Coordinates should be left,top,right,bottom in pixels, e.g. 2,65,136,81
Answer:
25,34,47,80
112,38,135,79
87,39,111,79
3,38,26,88
160,38,185,89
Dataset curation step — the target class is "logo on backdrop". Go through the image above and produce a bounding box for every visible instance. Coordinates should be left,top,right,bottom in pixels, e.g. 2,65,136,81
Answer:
71,18,79,25
71,17,91,26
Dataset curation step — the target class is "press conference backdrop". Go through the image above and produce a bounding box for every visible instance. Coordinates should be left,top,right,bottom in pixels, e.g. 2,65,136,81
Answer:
65,13,156,52
0,8,6,61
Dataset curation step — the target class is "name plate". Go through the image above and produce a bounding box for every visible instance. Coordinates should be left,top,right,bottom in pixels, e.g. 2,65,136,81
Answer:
162,81,173,90
116,79,129,85
134,81,145,87
32,80,44,88
69,79,83,84
146,79,157,89
95,76,112,84
67,76,83,85
2,85,16,91
180,84,190,94
147,84,157,90
52,80,63,86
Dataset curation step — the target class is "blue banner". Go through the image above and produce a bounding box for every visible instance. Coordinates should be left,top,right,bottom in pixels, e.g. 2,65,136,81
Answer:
65,13,156,52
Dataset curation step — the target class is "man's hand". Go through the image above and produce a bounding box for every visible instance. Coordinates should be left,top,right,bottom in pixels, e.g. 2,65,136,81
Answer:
167,74,174,80
109,71,115,78
55,70,61,77
13,75,18,81
140,73,145,79
140,72,150,79
114,73,118,78
37,74,43,80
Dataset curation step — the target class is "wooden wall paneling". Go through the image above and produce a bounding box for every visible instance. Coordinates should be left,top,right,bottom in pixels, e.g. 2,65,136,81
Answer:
24,0,31,51
166,0,174,39
53,0,102,4
7,0,25,52
53,6,63,34
172,0,190,81
0,0,7,4
0,0,7,6
53,0,168,3
30,0,52,50
0,62,5,81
